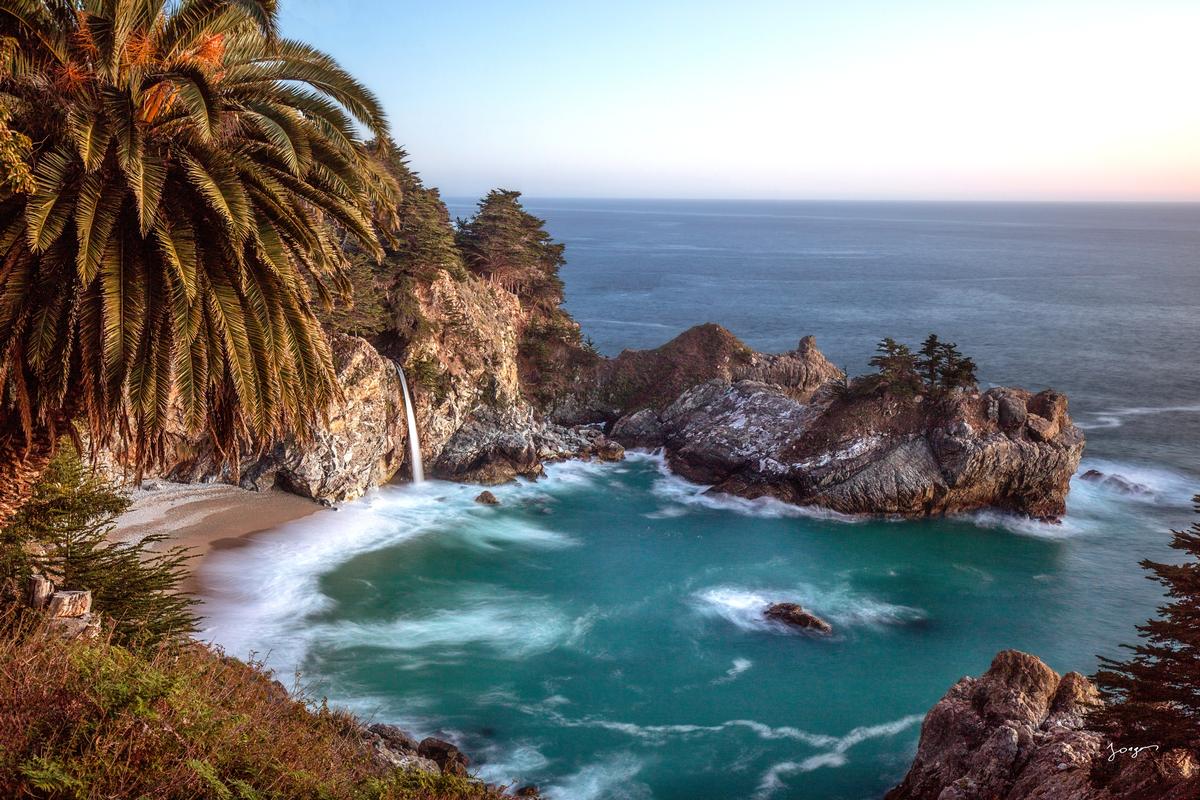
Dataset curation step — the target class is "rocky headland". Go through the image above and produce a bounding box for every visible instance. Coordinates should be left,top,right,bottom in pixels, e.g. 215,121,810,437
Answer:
888,650,1198,800
106,305,1084,521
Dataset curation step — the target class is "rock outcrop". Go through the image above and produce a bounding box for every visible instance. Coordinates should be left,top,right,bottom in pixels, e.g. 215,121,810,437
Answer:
164,333,408,503
611,364,1084,519
888,650,1199,800
557,324,842,423
432,409,623,484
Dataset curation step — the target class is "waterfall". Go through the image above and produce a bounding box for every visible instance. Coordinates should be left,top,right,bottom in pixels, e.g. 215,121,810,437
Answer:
397,367,425,483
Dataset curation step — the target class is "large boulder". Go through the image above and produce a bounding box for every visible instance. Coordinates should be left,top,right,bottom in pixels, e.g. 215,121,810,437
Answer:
432,410,623,484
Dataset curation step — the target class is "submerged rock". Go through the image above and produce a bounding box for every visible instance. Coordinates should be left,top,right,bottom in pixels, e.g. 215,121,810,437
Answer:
1080,469,1153,497
763,602,833,634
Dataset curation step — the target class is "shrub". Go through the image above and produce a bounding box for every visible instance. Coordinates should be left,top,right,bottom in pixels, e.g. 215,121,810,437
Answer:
0,443,196,647
0,619,506,799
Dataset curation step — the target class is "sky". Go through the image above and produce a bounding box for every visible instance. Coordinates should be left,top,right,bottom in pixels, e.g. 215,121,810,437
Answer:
280,0,1200,201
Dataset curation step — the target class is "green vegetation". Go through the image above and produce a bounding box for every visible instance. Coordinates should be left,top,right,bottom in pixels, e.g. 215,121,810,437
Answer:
1095,495,1200,751
849,333,978,399
0,443,196,647
0,0,394,524
456,190,565,313
0,622,506,799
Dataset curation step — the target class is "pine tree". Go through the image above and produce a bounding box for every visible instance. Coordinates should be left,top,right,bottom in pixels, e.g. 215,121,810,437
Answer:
937,342,978,391
1094,496,1200,751
869,338,922,396
918,334,944,388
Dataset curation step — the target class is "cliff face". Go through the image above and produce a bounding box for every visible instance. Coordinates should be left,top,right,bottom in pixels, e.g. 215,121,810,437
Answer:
603,332,1083,520
164,333,408,503
889,651,1199,800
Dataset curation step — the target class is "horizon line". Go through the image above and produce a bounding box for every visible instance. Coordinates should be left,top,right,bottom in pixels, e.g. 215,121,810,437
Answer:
439,195,1200,205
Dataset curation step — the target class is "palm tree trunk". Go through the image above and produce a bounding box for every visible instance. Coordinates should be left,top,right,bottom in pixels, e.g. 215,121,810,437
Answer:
0,416,55,528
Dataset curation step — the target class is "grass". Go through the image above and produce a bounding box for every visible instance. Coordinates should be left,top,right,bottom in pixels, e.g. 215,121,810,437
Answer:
0,613,508,800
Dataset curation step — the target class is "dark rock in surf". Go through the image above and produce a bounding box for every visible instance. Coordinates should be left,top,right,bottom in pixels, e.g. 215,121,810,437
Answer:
764,603,833,634
475,490,500,505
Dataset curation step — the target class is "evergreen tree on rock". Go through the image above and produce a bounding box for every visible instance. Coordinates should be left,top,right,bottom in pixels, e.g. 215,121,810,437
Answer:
1094,495,1200,752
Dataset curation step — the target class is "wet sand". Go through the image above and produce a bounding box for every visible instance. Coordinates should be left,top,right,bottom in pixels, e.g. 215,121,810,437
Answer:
113,481,324,596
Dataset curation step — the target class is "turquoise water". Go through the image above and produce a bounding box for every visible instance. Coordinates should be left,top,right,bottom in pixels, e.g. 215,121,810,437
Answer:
201,202,1200,799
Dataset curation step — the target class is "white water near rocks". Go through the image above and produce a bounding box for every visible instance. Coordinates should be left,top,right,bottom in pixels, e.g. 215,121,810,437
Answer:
397,367,424,483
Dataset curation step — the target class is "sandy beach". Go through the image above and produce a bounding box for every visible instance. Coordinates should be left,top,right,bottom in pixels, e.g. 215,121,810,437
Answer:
113,481,323,596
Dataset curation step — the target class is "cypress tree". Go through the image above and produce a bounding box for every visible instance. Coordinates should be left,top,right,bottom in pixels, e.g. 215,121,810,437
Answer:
869,338,922,396
1094,496,1200,751
456,190,567,312
918,334,944,388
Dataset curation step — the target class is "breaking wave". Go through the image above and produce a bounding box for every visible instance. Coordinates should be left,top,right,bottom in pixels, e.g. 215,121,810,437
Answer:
692,585,925,633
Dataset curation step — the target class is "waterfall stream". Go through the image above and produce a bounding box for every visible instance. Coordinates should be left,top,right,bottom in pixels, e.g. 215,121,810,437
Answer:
397,368,425,483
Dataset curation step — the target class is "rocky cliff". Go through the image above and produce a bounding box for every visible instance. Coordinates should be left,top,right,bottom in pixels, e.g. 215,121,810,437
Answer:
163,333,409,503
888,651,1198,800
601,331,1083,520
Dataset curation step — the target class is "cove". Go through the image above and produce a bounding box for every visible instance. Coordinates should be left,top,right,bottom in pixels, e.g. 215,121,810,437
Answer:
199,452,1190,799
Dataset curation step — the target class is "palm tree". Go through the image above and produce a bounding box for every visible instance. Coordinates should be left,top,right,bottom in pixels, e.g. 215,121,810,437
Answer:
0,0,395,524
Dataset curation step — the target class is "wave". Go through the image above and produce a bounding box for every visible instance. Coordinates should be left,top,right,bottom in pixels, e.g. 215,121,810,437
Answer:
1077,403,1200,430
528,704,922,798
304,587,580,660
751,714,925,799
1071,459,1197,507
198,461,616,668
712,657,754,685
693,585,925,634
542,753,651,800
963,458,1197,538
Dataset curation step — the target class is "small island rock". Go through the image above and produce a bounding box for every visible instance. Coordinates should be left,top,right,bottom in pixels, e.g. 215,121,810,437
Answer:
475,490,500,505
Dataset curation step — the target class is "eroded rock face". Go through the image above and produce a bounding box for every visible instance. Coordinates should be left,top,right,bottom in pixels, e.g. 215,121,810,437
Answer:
887,651,1198,800
165,334,408,503
432,409,623,484
621,373,1084,519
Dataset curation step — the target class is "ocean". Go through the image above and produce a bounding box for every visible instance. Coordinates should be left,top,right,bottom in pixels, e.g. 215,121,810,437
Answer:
200,201,1200,800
